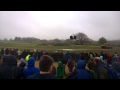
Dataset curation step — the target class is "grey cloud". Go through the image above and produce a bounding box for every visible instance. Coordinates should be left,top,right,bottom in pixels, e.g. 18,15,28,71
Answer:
0,11,120,40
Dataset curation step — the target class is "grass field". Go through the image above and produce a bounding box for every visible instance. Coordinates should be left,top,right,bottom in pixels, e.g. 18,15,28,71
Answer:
0,41,100,50
1,41,120,54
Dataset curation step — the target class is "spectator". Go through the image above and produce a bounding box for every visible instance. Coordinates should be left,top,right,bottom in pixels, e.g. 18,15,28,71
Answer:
87,61,97,79
56,61,65,79
76,52,80,62
106,62,120,79
0,55,23,79
17,58,27,67
18,62,26,79
27,55,58,79
107,53,111,65
67,58,74,73
93,57,110,79
100,55,106,64
17,49,22,60
118,54,120,62
51,66,56,76
23,57,40,79
66,60,92,79
25,54,31,62
111,54,117,64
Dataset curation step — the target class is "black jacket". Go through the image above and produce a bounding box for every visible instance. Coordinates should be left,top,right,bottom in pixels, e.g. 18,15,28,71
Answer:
0,55,23,79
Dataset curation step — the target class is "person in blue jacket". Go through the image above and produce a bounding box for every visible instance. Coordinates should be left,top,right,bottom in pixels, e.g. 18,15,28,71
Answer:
23,57,40,79
66,60,92,79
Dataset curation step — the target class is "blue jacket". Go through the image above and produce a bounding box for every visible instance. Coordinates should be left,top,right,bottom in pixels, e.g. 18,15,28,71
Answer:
118,54,120,59
67,52,72,60
71,60,92,79
23,57,40,79
76,53,81,60
107,62,120,79
96,62,110,79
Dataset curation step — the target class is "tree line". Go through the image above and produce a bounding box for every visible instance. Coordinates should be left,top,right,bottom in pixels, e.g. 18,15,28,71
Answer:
0,32,120,46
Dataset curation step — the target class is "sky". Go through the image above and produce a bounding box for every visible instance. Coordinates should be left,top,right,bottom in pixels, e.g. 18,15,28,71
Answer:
0,11,120,41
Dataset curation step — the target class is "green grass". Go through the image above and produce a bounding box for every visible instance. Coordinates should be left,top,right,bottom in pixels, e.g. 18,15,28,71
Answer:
0,42,119,54
0,42,100,50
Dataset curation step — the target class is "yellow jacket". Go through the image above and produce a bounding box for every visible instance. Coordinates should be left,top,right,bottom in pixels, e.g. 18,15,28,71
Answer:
25,55,30,61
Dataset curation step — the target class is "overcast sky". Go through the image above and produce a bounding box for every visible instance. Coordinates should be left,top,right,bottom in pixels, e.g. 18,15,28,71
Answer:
0,11,120,41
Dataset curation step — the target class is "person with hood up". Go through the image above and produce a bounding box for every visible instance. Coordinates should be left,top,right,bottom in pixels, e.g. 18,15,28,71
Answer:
56,61,65,79
66,60,92,79
108,62,120,79
23,57,40,79
0,55,23,79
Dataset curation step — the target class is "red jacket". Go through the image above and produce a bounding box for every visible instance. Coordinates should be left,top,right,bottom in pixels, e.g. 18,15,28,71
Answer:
107,54,111,61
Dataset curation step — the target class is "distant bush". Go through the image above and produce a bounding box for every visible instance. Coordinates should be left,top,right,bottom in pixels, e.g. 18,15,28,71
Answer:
101,45,113,49
53,43,70,46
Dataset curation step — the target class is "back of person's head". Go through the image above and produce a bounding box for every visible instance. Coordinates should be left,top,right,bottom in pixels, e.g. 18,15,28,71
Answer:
39,55,54,72
81,57,85,60
5,55,17,66
87,61,96,70
19,62,26,68
93,57,101,64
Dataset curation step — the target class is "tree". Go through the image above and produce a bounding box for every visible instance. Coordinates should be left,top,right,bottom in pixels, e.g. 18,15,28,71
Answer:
54,38,61,42
4,38,8,42
98,37,107,44
75,32,90,45
9,38,13,41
